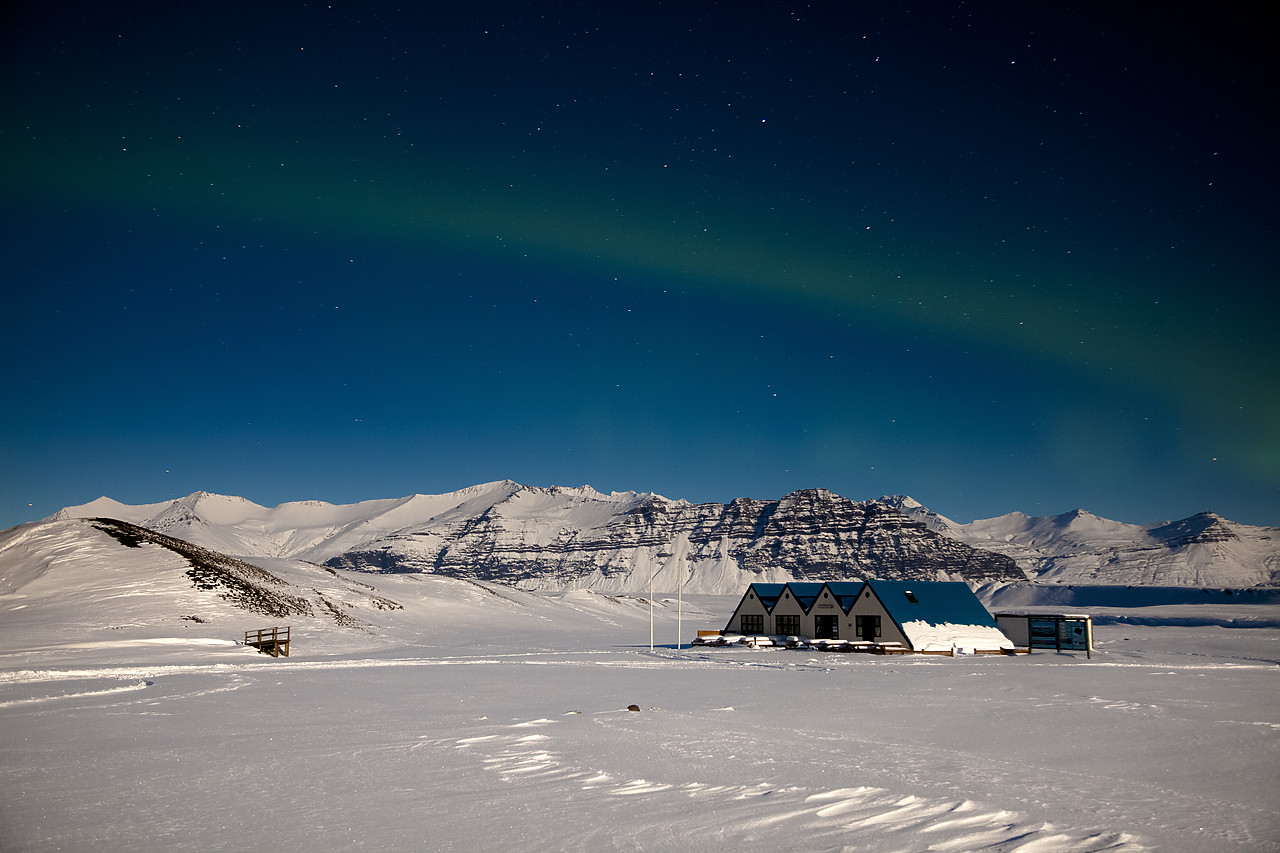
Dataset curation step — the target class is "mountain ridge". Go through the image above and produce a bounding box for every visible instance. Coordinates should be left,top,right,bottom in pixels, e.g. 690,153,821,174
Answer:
43,483,1280,591
882,498,1277,587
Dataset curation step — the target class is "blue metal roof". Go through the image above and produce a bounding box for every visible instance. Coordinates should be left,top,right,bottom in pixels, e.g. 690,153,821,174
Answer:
864,580,999,628
786,582,827,611
746,583,787,611
823,581,865,612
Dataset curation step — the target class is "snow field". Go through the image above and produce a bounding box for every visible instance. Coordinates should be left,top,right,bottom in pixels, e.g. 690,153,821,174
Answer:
2,613,1278,852
2,532,1278,853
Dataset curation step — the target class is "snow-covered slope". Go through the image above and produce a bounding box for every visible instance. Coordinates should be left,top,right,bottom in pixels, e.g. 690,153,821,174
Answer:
938,507,1278,587
877,495,964,536
50,481,526,563
53,485,1022,593
0,517,408,639
0,513,707,666
326,486,1024,591
47,484,1279,592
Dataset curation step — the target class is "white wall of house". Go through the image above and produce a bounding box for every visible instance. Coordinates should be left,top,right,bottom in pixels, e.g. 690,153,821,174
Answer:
846,587,909,646
809,589,844,639
724,589,772,634
769,590,809,637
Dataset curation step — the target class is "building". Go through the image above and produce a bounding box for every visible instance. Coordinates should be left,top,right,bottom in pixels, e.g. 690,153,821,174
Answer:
994,611,1093,658
723,579,1014,653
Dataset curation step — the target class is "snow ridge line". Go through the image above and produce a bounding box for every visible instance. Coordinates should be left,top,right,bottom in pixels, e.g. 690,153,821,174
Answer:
429,716,1148,852
0,679,151,709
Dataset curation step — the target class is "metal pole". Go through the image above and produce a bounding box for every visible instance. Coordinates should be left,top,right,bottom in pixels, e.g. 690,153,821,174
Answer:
647,549,654,651
677,564,683,650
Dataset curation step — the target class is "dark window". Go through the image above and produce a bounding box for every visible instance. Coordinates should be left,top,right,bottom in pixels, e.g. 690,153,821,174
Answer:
776,615,800,635
855,614,881,641
814,615,839,639
1029,618,1056,647
1028,617,1088,651
740,614,764,634
904,590,918,603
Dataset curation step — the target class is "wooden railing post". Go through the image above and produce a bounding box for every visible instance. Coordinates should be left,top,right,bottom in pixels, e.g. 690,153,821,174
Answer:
244,626,291,657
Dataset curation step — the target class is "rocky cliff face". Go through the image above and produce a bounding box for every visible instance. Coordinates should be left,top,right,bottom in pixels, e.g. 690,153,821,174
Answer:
54,483,1275,593
323,486,1025,592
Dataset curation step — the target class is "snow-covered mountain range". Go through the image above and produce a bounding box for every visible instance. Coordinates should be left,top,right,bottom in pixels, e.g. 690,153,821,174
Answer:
882,496,1278,588
40,481,1279,592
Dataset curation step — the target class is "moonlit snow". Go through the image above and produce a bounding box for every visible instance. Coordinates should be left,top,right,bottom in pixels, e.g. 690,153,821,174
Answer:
3,536,1279,853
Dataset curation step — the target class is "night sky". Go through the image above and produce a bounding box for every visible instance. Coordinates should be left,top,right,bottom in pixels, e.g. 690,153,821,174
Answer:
3,2,1277,530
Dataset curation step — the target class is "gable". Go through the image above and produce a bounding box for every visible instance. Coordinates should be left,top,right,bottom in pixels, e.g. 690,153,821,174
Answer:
785,582,827,612
823,581,865,612
749,583,787,611
723,583,786,631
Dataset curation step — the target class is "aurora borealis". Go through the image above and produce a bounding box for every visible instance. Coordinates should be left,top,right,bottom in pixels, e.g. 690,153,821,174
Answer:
2,2,1276,528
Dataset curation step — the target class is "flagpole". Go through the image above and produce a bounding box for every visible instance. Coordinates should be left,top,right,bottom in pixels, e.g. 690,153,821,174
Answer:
677,579,682,650
676,557,683,650
647,547,666,651
645,547,657,651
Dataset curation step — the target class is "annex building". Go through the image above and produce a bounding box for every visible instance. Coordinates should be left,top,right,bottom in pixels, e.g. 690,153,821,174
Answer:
723,580,1014,654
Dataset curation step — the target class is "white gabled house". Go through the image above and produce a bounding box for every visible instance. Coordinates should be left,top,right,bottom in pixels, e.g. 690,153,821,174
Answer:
722,579,1013,653
725,582,786,637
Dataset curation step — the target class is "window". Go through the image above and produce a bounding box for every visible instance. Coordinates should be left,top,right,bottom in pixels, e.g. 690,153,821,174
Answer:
740,614,764,634
1029,617,1088,651
855,614,881,641
904,590,918,603
776,615,800,636
814,615,839,639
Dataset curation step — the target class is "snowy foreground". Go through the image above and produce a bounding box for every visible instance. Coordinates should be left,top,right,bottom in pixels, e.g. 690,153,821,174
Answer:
2,582,1278,852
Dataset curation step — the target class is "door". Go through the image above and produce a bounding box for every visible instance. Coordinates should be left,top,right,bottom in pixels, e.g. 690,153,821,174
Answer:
814,615,839,639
